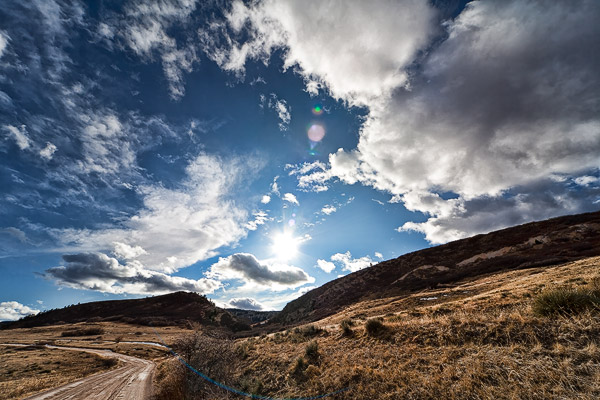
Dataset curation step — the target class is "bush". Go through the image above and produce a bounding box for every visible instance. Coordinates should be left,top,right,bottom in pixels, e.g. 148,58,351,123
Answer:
533,288,600,316
305,340,320,364
340,319,354,336
61,327,105,337
365,319,387,337
291,356,307,378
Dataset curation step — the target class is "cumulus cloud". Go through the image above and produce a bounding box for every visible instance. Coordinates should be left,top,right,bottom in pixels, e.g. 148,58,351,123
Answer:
274,0,600,243
3,124,31,150
45,253,221,295
207,253,314,291
0,301,40,321
282,192,299,205
113,242,147,260
330,251,377,273
202,0,437,104
316,259,336,273
375,252,383,259
261,195,271,204
54,154,253,272
228,297,265,311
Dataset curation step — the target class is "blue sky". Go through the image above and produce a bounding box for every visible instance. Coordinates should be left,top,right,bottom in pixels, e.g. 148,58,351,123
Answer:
1,0,599,319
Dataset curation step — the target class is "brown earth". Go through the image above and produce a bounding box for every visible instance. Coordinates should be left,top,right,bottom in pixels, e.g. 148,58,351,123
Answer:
275,210,600,324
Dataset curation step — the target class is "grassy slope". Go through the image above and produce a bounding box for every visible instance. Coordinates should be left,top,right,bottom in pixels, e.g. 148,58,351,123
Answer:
164,256,600,399
275,211,600,325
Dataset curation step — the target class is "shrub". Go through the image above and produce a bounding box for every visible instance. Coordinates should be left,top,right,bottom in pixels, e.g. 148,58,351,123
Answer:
305,340,320,364
61,327,104,337
291,356,307,377
533,288,600,316
365,318,387,337
299,324,323,337
340,319,354,336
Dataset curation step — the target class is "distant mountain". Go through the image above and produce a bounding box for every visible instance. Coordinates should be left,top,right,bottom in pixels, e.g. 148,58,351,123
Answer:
0,291,251,332
275,210,600,324
226,309,279,324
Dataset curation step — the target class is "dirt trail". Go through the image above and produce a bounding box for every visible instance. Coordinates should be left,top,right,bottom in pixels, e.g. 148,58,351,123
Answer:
20,345,154,400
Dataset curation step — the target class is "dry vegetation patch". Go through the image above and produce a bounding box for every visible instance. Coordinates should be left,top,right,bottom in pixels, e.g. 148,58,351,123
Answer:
0,345,119,399
153,257,600,399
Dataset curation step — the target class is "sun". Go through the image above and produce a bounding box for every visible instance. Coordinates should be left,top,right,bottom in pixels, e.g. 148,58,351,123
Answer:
271,232,299,261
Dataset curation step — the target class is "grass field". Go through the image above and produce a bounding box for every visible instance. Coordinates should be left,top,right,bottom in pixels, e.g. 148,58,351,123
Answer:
0,323,191,399
0,345,119,399
156,256,600,399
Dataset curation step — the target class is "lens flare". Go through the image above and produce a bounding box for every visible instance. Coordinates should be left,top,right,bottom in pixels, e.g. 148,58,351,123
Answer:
307,123,325,142
312,104,324,115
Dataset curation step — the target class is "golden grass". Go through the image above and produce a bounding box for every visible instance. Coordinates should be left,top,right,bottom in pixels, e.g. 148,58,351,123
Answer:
164,256,600,399
0,345,118,399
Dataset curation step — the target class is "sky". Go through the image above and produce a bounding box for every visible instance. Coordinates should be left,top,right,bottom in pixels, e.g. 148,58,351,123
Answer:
1,0,599,320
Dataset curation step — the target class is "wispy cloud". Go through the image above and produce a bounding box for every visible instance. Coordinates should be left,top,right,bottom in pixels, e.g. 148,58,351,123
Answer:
53,154,256,272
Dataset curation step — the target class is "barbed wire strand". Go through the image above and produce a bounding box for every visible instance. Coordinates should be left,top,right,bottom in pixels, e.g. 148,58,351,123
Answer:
152,326,349,400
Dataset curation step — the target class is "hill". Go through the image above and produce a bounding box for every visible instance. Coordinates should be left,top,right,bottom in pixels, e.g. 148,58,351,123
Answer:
275,210,600,324
0,291,251,332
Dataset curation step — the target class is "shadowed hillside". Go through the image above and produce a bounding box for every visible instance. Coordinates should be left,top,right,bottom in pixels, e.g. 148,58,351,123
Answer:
275,211,600,324
0,291,252,332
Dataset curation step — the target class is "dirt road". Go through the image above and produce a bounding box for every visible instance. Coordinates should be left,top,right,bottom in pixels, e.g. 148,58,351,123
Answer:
22,345,154,400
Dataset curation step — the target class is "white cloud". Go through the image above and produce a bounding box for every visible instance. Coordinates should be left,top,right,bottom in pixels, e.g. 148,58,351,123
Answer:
207,253,314,291
574,175,599,187
282,192,299,205
45,253,221,295
287,161,330,192
375,252,383,259
4,124,31,150
100,0,201,99
112,242,147,260
0,301,40,322
227,297,264,311
203,0,437,105
321,205,336,215
54,154,253,272
330,251,376,273
0,31,9,59
316,259,336,273
246,210,269,231
261,195,271,204
268,94,291,130
238,0,600,244
39,142,57,160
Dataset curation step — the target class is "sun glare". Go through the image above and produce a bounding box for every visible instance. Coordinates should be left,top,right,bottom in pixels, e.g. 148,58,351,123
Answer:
271,232,299,261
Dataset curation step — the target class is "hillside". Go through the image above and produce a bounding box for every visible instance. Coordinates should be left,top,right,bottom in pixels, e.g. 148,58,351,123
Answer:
0,291,251,332
275,210,600,324
154,256,600,399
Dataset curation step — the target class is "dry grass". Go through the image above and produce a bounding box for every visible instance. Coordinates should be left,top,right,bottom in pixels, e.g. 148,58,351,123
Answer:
0,345,119,399
161,256,600,399
0,322,189,398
